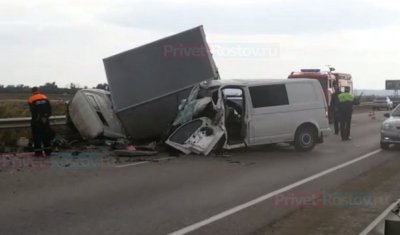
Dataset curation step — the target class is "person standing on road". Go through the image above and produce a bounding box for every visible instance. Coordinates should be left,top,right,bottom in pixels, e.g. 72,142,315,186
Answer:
338,87,354,141
330,85,341,135
28,87,53,156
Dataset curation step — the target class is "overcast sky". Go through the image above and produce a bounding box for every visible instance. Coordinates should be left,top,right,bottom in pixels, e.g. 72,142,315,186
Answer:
1,0,400,89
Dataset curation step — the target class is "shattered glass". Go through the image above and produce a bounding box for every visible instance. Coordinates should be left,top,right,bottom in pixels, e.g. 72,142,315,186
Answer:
172,85,219,126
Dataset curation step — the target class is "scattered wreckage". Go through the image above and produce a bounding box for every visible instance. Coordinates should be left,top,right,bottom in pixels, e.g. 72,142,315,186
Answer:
67,25,219,156
66,26,330,157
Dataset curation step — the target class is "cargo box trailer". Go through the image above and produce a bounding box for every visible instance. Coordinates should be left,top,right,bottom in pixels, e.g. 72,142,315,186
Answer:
103,26,219,141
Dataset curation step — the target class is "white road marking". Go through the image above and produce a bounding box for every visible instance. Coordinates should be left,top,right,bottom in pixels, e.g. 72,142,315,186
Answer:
115,157,176,168
115,161,148,168
151,157,175,162
169,149,382,235
359,198,400,235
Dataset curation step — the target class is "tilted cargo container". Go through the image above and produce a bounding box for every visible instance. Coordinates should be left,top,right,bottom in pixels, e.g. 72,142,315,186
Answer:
103,26,219,141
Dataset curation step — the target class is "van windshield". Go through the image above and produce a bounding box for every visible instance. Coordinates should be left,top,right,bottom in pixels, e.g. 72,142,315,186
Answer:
172,85,220,126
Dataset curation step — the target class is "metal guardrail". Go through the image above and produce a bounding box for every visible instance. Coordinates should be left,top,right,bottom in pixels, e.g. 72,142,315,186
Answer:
360,198,400,235
0,115,67,129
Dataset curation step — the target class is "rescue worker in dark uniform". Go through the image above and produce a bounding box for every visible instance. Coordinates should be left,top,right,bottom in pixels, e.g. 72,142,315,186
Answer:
338,87,354,141
330,86,341,135
28,87,52,156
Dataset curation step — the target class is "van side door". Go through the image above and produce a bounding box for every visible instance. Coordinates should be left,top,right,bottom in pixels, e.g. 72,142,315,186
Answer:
247,84,293,145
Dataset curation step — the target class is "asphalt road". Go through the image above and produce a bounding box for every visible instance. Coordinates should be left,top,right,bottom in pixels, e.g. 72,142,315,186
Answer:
0,111,398,235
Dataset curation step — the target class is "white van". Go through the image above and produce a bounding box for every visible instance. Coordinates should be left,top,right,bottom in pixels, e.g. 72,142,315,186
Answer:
166,79,331,155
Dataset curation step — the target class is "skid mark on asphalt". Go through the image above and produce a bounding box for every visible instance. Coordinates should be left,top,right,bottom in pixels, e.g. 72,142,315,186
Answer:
169,149,382,235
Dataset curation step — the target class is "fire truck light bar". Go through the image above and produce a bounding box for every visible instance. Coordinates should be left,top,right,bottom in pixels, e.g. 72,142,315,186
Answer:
300,69,321,73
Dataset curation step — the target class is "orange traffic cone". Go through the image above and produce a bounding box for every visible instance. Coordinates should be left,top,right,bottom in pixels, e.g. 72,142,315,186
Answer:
369,110,376,120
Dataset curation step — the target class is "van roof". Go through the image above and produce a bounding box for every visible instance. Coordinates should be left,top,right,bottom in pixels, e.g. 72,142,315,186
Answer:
201,78,317,87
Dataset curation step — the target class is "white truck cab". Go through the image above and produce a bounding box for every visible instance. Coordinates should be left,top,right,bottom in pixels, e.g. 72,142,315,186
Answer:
166,79,331,155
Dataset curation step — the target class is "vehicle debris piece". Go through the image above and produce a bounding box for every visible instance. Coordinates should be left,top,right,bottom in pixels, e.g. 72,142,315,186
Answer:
113,149,158,157
103,25,219,141
112,143,158,157
135,141,157,151
16,137,29,148
166,117,225,156
67,89,126,140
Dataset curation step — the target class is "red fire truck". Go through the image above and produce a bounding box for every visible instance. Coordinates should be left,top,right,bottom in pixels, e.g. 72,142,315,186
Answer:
288,69,353,122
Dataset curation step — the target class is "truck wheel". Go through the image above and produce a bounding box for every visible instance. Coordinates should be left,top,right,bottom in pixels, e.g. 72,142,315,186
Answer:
294,127,316,152
380,142,390,150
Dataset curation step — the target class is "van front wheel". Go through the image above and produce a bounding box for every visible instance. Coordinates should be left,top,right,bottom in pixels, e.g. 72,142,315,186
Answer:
294,127,316,152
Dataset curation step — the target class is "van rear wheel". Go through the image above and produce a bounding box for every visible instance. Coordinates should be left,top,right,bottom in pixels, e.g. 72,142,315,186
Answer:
294,127,316,152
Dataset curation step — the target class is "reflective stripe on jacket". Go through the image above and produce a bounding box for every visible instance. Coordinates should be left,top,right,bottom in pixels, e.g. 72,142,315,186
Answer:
338,92,353,103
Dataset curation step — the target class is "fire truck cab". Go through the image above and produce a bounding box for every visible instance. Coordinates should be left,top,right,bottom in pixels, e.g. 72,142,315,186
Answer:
288,69,353,122
288,69,336,105
332,72,353,94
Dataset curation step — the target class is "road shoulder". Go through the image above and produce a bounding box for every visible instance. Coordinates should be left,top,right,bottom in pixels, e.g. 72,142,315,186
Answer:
256,149,400,235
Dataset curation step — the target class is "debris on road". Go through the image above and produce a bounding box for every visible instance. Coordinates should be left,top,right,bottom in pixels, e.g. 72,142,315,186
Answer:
2,26,222,159
16,137,29,148
135,141,157,151
113,144,158,157
113,149,158,157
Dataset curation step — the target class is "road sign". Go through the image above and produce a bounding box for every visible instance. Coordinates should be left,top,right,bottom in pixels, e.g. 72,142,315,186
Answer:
385,80,400,90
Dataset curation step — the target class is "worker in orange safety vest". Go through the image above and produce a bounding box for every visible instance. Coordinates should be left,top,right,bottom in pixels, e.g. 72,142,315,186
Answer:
28,87,53,156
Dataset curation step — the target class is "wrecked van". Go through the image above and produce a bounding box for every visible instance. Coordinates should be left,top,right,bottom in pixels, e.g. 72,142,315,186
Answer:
166,79,331,155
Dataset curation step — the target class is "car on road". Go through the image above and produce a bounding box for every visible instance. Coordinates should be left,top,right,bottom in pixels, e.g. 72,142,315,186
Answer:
391,97,400,109
166,79,331,155
373,96,393,111
381,105,400,149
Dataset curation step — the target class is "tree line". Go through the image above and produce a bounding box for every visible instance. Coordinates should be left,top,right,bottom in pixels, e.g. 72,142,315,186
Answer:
0,82,109,94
